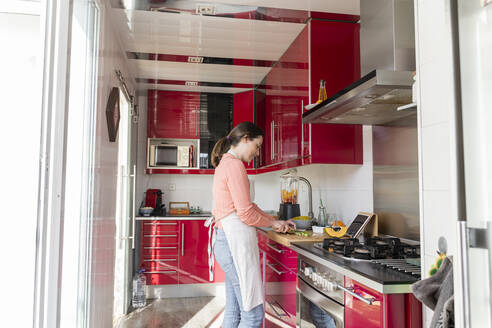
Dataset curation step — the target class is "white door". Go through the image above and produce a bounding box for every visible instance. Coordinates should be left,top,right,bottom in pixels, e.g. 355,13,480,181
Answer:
456,0,492,327
114,88,137,319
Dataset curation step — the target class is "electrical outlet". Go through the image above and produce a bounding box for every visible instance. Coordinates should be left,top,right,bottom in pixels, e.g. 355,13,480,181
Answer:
196,4,216,15
187,56,204,63
169,183,176,191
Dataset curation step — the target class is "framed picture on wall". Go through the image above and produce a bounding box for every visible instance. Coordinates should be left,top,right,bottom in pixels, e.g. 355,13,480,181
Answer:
106,87,120,142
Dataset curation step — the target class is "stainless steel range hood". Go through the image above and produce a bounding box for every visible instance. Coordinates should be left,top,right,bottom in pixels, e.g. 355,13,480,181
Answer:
303,0,416,125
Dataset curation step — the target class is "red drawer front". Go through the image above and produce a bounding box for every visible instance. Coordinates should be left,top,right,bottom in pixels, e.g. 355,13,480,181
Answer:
142,234,179,246
258,233,297,271
142,221,179,233
264,256,297,328
144,271,178,285
344,277,384,328
142,246,179,257
141,257,178,272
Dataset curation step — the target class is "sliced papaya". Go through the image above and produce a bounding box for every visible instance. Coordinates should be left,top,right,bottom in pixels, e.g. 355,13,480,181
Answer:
324,226,348,238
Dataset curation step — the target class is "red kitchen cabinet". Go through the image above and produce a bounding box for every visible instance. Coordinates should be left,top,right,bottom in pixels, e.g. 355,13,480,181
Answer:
344,277,422,328
140,220,180,285
179,220,211,284
233,90,255,169
148,90,200,139
258,17,362,168
140,219,221,285
264,255,297,328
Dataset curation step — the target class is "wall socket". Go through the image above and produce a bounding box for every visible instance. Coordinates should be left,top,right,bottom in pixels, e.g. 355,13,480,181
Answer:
169,183,176,191
196,4,216,15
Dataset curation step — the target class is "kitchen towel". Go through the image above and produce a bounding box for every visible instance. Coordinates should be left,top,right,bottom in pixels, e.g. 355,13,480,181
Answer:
411,256,454,328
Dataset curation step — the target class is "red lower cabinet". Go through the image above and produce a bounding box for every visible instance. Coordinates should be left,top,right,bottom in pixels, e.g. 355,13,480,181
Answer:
179,220,210,284
140,219,219,285
264,255,297,328
344,278,422,328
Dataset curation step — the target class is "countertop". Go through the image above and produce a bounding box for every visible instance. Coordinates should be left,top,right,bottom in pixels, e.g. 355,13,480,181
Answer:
257,228,419,294
136,213,212,220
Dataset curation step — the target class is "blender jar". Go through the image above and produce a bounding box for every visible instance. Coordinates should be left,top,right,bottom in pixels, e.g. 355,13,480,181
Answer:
280,172,299,204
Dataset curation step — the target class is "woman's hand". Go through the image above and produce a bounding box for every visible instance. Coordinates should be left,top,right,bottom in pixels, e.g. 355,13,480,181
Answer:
272,219,296,233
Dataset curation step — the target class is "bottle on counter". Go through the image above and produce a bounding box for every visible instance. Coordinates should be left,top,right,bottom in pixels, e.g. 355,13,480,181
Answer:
132,268,147,308
317,199,327,226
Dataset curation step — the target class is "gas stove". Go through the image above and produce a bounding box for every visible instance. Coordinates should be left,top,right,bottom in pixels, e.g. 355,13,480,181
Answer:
313,236,421,278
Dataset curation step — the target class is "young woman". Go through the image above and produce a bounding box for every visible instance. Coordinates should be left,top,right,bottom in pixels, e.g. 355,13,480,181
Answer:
210,122,295,327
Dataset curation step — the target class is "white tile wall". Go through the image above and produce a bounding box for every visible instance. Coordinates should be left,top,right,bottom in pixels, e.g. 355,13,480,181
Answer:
89,3,136,327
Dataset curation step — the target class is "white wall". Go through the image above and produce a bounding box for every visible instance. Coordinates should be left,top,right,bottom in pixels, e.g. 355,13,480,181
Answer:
414,0,462,325
89,3,136,327
136,96,373,224
254,126,373,223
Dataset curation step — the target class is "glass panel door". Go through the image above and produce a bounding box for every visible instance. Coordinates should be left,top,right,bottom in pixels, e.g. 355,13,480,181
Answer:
113,88,135,318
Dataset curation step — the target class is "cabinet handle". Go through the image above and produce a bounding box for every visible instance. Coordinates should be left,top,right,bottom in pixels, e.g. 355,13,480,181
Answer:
266,261,285,275
145,270,177,274
143,234,178,238
266,243,284,254
144,246,177,250
181,223,185,256
270,120,274,161
131,164,136,249
338,285,375,305
301,99,304,156
144,222,177,226
143,259,177,262
196,107,199,137
266,300,288,317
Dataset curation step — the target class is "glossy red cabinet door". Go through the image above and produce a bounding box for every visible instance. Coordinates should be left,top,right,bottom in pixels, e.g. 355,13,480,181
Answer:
344,277,383,328
344,278,421,328
148,90,200,139
179,220,210,284
233,90,255,169
264,255,297,328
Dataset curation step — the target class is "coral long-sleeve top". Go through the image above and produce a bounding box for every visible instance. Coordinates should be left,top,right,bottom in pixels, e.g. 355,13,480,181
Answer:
212,153,274,228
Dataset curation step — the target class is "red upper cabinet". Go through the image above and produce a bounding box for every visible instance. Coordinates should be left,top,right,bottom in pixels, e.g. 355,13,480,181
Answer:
258,17,363,168
233,90,255,169
148,90,200,139
307,19,363,164
179,220,210,284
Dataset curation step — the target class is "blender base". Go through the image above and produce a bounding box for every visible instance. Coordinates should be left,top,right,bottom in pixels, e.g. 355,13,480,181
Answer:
278,203,300,220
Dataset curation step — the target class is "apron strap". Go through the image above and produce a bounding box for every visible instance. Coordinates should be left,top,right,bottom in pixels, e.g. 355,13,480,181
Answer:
204,216,216,282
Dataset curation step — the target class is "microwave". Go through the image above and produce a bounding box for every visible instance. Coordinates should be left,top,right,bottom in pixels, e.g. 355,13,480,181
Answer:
149,144,191,167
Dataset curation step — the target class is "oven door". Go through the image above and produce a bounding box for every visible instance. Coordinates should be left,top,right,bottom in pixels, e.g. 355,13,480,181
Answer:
297,277,344,328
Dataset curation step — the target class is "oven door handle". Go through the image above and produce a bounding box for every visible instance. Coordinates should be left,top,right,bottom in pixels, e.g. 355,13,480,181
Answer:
337,284,375,305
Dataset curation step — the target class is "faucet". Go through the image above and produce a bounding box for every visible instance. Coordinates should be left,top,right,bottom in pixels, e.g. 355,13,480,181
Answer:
298,177,314,218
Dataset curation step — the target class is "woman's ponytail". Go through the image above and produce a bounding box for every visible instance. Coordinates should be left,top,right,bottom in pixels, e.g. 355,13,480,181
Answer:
211,122,264,168
211,136,230,168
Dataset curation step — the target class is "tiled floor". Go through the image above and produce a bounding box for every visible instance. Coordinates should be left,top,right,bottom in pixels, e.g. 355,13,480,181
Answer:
116,297,226,328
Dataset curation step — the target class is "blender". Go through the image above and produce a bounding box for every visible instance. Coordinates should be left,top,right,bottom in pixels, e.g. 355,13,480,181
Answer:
279,171,301,220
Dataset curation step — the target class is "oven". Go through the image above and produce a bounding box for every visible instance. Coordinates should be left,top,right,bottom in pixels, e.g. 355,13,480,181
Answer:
296,254,344,328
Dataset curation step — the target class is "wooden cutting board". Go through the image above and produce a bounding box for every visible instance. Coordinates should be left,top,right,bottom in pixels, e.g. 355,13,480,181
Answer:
266,230,327,247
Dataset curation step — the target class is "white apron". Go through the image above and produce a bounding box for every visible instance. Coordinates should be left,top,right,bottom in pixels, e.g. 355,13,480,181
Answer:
221,212,263,312
205,149,263,312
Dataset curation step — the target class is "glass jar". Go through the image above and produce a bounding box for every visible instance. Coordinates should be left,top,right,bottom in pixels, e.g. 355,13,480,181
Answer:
280,171,299,204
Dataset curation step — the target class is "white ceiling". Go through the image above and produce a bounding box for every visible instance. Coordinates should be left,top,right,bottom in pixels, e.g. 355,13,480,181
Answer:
111,1,359,93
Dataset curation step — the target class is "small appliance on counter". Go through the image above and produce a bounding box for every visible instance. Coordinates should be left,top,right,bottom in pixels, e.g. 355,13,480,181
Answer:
278,171,314,220
144,189,166,216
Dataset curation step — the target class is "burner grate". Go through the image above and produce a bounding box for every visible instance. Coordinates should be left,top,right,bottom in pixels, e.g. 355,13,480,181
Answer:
371,259,421,278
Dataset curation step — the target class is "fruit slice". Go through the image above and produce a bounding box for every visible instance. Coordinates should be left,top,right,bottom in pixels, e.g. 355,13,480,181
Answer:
324,226,348,238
